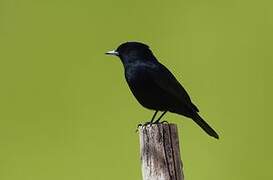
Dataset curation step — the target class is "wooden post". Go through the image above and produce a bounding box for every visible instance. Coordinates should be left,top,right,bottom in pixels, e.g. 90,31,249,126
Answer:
139,123,184,180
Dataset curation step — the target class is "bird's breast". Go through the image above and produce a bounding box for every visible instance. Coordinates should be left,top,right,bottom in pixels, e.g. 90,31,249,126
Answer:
125,65,153,89
124,66,169,110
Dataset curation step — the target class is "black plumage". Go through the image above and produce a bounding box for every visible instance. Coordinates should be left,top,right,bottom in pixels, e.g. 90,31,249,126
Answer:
106,42,219,139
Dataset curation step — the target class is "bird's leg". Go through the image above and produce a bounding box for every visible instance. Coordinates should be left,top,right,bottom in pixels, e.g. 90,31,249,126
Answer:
150,110,158,123
136,110,158,131
141,110,158,126
154,111,167,123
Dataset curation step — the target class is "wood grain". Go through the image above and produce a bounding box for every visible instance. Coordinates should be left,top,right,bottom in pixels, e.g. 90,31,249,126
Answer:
139,124,184,180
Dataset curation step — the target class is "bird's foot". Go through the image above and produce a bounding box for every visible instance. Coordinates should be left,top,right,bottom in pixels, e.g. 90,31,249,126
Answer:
135,123,143,132
135,120,169,132
159,120,169,124
153,119,169,124
135,121,154,132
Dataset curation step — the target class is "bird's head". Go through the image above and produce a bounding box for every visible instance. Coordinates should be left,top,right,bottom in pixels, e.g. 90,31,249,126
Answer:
106,42,157,64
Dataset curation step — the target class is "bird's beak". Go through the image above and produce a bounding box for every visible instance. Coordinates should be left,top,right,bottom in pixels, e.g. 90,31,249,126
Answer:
105,50,119,56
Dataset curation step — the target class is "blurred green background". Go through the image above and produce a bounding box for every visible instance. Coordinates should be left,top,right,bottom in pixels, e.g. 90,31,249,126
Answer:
0,0,272,179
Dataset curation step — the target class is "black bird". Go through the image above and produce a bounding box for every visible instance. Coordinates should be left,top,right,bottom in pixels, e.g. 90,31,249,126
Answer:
106,42,219,139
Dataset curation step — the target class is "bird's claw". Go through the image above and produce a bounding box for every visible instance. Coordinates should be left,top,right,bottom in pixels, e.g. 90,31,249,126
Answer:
135,123,143,132
160,120,169,124
136,120,169,132
135,121,153,132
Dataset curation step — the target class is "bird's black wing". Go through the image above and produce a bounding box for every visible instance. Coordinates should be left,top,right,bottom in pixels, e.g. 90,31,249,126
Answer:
148,63,220,139
149,63,199,112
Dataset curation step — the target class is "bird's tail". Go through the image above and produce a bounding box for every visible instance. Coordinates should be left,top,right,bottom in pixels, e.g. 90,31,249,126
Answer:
192,113,219,139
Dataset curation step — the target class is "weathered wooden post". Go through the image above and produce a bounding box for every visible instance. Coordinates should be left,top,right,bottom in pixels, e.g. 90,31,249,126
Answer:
139,123,184,180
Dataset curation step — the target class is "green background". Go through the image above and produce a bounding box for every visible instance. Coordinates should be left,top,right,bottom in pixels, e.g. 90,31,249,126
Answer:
0,0,272,179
